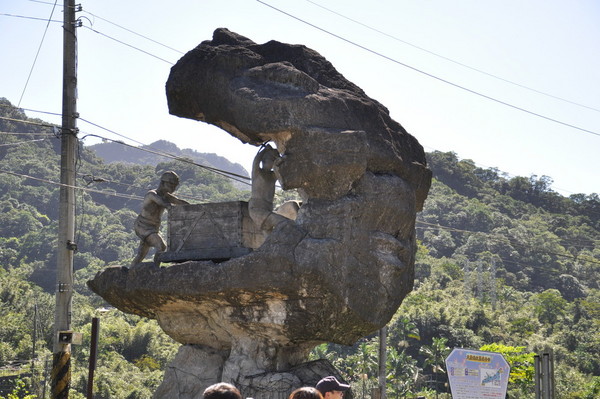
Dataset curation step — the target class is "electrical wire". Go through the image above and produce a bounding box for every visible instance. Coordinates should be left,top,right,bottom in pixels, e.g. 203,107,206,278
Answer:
0,105,62,118
256,0,600,138
80,132,251,186
0,115,57,129
1,12,175,64
0,138,49,147
416,220,600,264
8,5,600,140
21,0,185,55
82,9,184,55
0,131,54,136
1,104,251,186
417,220,600,245
2,106,594,200
304,0,600,114
77,117,251,184
416,225,600,250
1,166,598,266
0,168,144,201
80,25,174,65
78,172,207,203
17,0,59,108
0,12,61,23
27,0,58,4
7,6,600,139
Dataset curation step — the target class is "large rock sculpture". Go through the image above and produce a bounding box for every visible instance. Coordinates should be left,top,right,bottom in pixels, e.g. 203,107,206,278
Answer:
87,28,431,398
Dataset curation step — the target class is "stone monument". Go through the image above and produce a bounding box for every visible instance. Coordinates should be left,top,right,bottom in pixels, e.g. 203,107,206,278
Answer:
87,28,431,399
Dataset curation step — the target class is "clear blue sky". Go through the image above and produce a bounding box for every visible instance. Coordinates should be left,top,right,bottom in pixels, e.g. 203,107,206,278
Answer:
2,0,599,195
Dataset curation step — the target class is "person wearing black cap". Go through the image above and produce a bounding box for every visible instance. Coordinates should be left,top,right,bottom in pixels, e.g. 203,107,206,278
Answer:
315,376,350,399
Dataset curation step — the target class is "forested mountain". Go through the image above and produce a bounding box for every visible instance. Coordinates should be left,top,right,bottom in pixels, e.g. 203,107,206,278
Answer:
1,98,599,398
87,140,248,182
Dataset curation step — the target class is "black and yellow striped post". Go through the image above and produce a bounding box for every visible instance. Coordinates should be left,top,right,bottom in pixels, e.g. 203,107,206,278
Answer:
51,351,71,399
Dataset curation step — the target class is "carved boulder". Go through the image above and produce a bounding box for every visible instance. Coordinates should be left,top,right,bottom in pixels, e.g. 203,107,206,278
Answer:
88,28,431,398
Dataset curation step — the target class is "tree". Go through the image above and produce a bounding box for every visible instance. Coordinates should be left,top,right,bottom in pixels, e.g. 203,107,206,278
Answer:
479,343,535,394
419,337,450,398
387,347,420,399
534,289,568,326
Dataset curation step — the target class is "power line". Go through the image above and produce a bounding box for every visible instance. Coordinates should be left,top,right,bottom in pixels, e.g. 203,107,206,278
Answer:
0,115,57,129
27,0,59,4
0,12,61,23
1,12,175,65
257,0,600,138
0,138,49,147
416,220,600,264
80,25,174,65
9,5,599,140
0,13,173,65
78,117,251,184
416,224,600,250
304,0,600,114
0,131,54,136
1,104,251,185
0,167,229,213
82,132,251,186
78,172,207,203
417,220,600,245
2,106,594,198
17,0,59,107
0,105,63,118
0,168,144,201
82,9,185,55
21,1,185,55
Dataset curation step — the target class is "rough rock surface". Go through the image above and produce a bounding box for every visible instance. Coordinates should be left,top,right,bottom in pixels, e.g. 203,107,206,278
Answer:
87,28,431,398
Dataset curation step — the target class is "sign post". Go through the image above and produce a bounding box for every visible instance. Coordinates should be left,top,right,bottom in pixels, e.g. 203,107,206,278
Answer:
445,348,510,399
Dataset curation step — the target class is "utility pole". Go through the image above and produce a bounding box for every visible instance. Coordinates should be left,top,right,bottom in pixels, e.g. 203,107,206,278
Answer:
378,326,387,399
52,0,79,397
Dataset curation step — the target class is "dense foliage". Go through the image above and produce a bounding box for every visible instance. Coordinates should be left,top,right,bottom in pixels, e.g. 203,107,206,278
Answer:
0,99,246,398
311,152,600,398
1,99,599,398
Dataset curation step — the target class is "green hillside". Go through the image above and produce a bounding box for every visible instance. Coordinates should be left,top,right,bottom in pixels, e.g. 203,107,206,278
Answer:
1,99,599,398
87,139,249,183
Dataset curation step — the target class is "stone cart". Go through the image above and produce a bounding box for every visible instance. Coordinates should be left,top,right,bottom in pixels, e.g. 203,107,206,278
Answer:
158,201,264,263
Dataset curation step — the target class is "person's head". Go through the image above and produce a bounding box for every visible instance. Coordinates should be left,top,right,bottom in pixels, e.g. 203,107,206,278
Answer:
203,382,242,399
289,387,324,399
159,171,180,192
315,376,350,399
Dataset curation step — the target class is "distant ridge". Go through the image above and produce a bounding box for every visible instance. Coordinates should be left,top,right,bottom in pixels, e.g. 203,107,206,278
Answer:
87,139,249,179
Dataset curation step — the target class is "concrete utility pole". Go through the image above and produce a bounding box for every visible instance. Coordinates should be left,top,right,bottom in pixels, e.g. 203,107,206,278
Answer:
52,0,79,397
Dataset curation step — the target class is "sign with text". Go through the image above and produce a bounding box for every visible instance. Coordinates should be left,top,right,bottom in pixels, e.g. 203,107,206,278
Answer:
445,348,510,399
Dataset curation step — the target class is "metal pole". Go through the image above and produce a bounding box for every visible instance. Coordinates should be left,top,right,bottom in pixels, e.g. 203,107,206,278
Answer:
542,353,550,399
548,350,555,399
378,327,387,399
534,355,541,399
52,0,78,397
87,318,99,399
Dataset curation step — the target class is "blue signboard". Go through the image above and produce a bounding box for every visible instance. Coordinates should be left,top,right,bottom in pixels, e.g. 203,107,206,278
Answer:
445,348,510,399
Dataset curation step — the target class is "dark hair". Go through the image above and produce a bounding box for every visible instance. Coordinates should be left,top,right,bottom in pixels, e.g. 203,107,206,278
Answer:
289,387,324,399
203,383,242,399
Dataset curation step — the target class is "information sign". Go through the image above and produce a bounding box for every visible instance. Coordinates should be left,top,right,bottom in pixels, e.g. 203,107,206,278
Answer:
445,348,510,399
